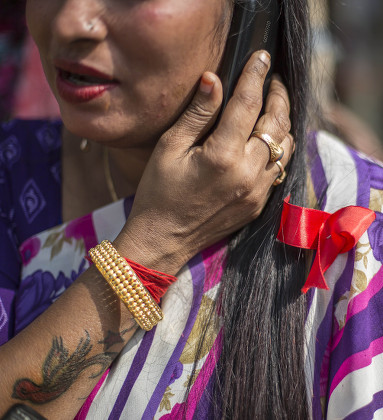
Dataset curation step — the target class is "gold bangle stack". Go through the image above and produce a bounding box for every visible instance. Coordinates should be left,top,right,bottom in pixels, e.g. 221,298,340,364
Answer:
89,240,163,331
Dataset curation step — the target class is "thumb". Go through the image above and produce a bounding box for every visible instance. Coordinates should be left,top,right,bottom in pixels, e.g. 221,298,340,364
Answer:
162,72,223,150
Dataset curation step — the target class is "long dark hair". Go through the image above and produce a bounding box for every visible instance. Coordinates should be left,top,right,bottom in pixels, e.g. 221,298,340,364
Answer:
212,0,312,418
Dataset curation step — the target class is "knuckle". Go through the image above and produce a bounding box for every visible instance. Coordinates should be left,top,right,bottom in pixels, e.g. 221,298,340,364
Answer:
237,90,262,113
249,189,262,206
214,150,236,172
273,111,291,134
232,175,255,201
203,140,236,172
241,174,255,194
232,188,244,200
272,82,288,99
187,100,213,121
269,89,290,113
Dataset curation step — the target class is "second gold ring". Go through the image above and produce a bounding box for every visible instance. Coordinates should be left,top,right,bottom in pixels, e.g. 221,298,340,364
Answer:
273,160,287,186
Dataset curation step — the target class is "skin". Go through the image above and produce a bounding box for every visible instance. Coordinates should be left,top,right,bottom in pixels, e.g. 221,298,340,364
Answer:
0,0,294,418
27,0,232,213
26,0,228,147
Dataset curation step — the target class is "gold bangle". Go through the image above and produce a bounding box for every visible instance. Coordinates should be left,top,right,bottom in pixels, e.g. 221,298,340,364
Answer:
89,240,163,331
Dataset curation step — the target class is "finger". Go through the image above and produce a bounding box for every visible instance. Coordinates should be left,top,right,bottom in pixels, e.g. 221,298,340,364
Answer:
245,76,292,164
211,50,271,150
246,125,294,168
264,74,290,115
161,72,223,150
254,76,291,146
246,131,284,167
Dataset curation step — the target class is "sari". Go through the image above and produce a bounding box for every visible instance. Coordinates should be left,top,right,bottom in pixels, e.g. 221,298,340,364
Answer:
1,120,383,418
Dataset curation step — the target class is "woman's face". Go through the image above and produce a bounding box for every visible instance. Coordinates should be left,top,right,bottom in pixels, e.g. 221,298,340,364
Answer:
26,0,229,148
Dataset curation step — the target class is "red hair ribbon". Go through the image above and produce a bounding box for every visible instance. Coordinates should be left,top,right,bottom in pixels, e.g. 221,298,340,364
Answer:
277,197,376,293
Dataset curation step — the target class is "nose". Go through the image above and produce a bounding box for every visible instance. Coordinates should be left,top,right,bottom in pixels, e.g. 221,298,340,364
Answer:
52,0,107,46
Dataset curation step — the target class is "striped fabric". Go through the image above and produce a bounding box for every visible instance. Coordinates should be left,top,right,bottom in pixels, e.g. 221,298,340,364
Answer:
16,195,226,419
306,131,383,419
3,125,383,418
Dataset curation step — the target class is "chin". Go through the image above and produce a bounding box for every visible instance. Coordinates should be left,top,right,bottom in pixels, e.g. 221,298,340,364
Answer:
60,107,164,149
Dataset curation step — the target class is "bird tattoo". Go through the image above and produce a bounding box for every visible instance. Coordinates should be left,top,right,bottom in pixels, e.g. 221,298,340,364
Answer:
12,330,116,404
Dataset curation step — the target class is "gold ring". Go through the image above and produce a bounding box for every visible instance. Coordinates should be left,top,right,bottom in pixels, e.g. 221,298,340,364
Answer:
273,160,287,186
251,130,284,162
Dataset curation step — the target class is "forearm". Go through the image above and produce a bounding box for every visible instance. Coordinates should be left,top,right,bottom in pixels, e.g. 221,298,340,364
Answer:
0,265,137,419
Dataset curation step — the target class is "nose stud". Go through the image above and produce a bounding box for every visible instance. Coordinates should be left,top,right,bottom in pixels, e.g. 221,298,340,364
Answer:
85,21,95,31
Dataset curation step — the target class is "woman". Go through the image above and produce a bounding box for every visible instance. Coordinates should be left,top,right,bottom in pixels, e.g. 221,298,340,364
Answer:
0,0,381,419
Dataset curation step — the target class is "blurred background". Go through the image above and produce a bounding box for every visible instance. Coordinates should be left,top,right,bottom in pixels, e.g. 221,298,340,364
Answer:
1,0,383,157
310,0,383,160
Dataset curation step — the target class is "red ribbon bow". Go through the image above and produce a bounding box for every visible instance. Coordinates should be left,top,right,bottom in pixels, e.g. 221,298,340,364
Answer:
277,197,376,293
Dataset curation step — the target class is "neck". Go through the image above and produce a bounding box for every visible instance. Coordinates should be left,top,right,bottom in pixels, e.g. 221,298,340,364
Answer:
65,128,154,196
107,144,153,198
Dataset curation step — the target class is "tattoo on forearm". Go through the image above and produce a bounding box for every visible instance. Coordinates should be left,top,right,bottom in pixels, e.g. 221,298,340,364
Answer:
98,326,135,351
12,330,116,404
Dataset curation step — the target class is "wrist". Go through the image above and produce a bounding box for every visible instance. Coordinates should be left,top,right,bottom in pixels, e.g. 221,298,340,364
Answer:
113,226,189,276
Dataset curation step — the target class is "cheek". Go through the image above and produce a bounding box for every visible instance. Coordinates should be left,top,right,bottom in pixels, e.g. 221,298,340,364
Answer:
114,2,227,128
123,1,224,69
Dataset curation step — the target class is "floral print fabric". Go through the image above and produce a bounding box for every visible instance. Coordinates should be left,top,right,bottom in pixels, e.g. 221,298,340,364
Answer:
1,121,383,419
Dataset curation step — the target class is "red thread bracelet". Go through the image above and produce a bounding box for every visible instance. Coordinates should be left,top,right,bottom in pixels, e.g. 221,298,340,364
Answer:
85,255,177,303
124,258,177,303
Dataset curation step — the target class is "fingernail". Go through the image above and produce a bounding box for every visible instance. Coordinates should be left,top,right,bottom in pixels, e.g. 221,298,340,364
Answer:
259,51,271,65
199,73,215,95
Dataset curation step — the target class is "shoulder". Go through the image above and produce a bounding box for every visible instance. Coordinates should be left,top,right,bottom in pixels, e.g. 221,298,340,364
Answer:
305,132,383,419
0,119,62,163
0,119,63,242
0,118,62,184
307,130,383,212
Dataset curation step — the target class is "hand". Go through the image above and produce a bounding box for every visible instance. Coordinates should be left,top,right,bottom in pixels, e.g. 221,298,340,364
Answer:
115,50,294,274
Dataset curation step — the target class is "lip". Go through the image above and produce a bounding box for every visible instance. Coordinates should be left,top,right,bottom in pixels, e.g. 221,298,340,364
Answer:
54,59,119,104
